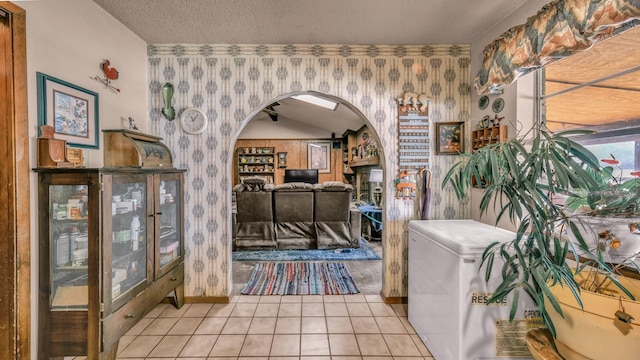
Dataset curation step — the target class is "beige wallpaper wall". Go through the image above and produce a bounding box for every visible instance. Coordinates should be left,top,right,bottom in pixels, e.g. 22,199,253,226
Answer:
148,44,471,298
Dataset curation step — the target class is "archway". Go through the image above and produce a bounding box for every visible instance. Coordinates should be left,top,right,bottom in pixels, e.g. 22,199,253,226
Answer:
229,91,386,296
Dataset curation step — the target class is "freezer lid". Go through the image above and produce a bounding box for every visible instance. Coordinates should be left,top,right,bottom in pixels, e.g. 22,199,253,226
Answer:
409,220,517,255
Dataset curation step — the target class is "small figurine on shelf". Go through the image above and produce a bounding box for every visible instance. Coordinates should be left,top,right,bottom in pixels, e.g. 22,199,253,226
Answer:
37,125,74,168
492,114,504,127
128,117,139,131
478,115,491,129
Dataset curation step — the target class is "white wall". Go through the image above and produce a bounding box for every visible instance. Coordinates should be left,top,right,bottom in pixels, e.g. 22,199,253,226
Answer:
468,0,549,228
20,0,148,355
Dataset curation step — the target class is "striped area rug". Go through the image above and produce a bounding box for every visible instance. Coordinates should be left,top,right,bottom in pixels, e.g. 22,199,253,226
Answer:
241,262,360,295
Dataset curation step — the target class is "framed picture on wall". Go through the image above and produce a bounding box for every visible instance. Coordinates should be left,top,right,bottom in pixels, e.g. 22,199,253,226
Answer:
308,142,331,173
37,72,100,149
435,122,464,155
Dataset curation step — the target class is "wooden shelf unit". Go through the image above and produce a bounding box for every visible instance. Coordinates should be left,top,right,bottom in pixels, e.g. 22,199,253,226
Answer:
471,125,508,152
341,130,357,175
236,147,275,184
349,157,380,167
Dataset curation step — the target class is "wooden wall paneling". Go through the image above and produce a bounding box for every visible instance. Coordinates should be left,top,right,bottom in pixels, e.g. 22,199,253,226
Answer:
264,139,283,183
234,139,345,184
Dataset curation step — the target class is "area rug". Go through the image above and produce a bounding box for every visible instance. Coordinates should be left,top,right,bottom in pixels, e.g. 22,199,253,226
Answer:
240,262,361,295
232,237,381,262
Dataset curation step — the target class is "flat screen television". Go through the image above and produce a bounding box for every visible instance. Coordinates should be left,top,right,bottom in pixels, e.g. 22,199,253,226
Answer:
284,169,319,184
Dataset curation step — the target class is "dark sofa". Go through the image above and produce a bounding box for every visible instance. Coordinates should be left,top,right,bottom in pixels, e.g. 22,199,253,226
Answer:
232,181,361,250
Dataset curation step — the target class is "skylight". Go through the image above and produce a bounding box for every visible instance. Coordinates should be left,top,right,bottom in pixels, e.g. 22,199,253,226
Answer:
291,94,339,111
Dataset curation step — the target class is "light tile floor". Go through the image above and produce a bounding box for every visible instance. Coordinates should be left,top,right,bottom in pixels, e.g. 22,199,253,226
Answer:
114,294,434,359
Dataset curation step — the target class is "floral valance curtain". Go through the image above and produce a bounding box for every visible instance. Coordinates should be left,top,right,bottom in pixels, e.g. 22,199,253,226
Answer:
475,0,640,95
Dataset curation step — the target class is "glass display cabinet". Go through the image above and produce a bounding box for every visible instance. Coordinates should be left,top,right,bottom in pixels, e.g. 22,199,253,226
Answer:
36,168,185,360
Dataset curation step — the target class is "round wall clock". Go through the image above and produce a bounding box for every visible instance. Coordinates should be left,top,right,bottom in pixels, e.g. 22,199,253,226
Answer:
180,108,208,134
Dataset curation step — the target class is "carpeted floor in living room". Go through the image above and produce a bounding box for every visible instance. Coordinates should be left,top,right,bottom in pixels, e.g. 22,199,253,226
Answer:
233,240,383,295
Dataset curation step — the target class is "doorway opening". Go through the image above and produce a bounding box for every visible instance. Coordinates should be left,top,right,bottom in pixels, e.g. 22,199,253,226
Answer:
229,91,385,297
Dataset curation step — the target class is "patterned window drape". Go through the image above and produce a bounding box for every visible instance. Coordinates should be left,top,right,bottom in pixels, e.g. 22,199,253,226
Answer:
475,0,640,95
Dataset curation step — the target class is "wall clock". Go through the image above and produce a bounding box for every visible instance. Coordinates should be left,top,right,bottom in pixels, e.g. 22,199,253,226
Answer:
180,108,208,134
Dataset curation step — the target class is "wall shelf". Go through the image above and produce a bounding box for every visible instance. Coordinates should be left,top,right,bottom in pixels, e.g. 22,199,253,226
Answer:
349,158,379,168
236,147,275,184
471,125,507,152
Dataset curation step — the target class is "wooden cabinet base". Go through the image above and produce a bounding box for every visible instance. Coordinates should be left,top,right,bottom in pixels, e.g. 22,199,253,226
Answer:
46,263,184,359
103,263,184,351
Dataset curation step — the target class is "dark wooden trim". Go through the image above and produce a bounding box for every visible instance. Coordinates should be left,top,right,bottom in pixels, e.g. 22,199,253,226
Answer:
380,292,407,304
0,2,29,359
181,296,231,304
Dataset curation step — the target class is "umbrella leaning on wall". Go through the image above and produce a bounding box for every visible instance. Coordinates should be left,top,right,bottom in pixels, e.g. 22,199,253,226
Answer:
418,168,431,220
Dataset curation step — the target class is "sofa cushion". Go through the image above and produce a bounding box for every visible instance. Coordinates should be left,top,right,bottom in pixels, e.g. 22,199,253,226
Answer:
274,182,313,192
275,222,317,249
235,222,276,249
242,176,267,191
315,222,353,249
314,191,351,222
313,181,354,192
233,184,245,193
236,191,273,222
235,182,274,192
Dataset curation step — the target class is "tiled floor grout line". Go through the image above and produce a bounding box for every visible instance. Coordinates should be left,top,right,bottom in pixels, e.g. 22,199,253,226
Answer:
111,295,434,359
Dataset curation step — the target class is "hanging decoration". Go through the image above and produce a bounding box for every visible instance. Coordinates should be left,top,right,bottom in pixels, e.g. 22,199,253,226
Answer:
91,59,121,94
395,169,418,200
397,92,429,170
161,82,176,121
475,0,640,95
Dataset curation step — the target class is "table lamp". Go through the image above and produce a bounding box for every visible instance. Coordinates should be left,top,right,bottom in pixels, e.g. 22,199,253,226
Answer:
369,169,383,208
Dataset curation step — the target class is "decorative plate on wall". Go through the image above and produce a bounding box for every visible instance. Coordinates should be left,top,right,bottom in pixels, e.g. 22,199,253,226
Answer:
492,98,505,113
478,95,489,110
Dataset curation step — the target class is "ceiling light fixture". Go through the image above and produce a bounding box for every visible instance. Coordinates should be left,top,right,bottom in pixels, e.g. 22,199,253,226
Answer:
263,105,278,121
291,94,339,111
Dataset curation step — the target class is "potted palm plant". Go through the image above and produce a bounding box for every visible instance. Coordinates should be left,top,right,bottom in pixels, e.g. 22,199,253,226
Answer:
442,124,640,360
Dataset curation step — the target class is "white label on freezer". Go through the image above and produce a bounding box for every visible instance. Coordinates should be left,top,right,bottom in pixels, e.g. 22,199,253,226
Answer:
495,319,531,357
470,291,508,306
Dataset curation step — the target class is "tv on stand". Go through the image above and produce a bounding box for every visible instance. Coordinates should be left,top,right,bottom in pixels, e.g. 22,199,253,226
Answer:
284,169,319,184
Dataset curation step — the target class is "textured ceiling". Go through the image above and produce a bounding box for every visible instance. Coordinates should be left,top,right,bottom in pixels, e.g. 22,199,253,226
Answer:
92,0,529,45
92,1,638,137
92,0,530,138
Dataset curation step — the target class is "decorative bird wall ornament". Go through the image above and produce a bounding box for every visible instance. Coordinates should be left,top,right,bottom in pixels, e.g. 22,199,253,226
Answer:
90,59,120,94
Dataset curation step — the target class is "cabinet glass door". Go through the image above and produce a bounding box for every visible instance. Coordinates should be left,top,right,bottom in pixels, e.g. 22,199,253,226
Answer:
50,184,90,310
110,178,148,301
157,174,182,273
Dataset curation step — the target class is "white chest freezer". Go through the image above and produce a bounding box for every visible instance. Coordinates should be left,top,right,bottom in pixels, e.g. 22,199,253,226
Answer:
408,220,539,360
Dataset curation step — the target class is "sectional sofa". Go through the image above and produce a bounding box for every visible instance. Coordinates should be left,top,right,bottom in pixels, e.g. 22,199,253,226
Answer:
232,181,361,250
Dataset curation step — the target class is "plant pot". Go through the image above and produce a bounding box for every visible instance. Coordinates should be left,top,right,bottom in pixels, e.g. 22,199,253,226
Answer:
567,216,640,263
546,271,640,360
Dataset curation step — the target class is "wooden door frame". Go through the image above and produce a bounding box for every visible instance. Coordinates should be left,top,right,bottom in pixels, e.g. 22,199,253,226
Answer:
0,2,30,359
